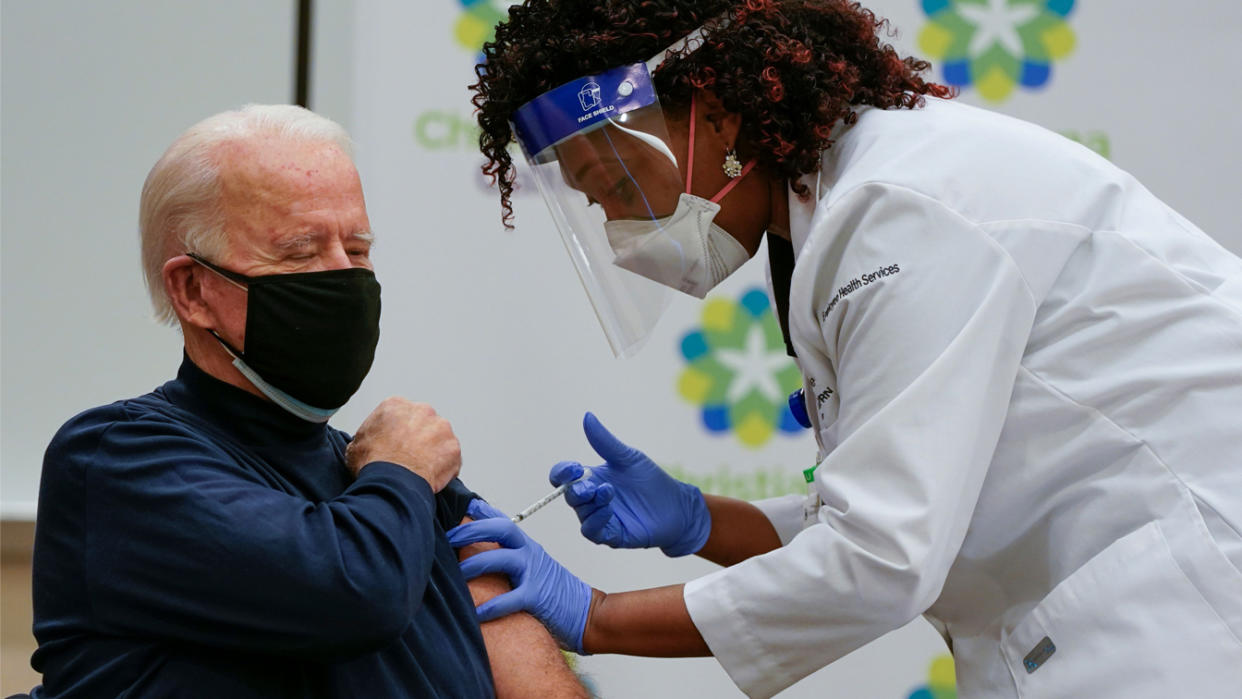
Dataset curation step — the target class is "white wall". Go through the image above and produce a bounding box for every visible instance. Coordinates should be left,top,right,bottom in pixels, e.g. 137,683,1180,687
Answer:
0,1,311,515
2,2,1240,697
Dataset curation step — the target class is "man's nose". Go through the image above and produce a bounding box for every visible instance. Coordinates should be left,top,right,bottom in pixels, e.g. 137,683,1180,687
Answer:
321,242,355,270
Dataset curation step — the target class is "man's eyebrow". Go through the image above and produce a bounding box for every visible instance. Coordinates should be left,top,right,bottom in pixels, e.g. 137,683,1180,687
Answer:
350,231,376,244
275,233,316,250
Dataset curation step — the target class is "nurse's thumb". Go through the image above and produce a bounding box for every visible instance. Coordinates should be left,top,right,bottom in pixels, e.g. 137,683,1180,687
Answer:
583,412,642,469
476,591,525,624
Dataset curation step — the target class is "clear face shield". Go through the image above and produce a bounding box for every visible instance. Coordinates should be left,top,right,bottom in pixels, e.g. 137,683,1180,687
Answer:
511,24,753,357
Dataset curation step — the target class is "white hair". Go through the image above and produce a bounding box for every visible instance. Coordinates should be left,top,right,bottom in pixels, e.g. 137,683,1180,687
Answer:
139,104,353,324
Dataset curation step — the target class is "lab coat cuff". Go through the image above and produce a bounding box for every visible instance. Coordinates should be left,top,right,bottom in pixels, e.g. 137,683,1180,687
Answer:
751,494,806,546
684,570,787,699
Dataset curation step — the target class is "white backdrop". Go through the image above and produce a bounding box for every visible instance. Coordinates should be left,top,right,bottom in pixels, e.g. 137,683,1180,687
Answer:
2,1,1239,697
1,1,298,517
343,2,1241,697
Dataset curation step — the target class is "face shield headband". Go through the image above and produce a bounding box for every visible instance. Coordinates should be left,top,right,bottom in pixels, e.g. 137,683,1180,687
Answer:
510,18,750,358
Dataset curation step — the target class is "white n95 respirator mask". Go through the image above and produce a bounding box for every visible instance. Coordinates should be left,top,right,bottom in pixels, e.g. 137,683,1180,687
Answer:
605,192,750,299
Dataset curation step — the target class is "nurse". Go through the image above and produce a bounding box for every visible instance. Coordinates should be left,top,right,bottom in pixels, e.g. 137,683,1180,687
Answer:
448,1,1242,697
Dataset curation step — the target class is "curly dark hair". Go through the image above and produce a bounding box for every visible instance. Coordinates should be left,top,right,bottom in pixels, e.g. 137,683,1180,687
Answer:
473,0,951,228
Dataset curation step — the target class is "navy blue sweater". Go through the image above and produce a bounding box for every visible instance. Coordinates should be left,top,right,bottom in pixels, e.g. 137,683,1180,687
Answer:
30,358,495,698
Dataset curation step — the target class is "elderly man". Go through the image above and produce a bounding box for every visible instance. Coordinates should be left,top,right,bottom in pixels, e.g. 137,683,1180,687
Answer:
29,105,582,698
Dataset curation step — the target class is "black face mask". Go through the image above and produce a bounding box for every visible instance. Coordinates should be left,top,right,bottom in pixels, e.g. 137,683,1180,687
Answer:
188,253,381,417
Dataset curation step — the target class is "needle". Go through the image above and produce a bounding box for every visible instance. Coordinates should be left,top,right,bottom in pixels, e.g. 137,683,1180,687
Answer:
511,467,592,523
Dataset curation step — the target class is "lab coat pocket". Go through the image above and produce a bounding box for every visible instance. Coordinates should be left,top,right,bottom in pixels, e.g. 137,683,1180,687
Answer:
1001,520,1242,699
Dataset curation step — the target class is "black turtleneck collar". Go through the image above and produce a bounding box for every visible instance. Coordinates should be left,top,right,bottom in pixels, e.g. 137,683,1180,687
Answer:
164,353,330,444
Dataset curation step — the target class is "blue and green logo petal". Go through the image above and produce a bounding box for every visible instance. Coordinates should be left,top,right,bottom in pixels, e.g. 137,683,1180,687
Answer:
453,0,507,62
678,288,804,448
907,654,957,699
920,0,1075,102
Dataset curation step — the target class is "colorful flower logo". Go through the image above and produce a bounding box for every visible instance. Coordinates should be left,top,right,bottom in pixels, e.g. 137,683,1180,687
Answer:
919,0,1076,102
907,654,957,699
452,0,507,59
678,288,804,448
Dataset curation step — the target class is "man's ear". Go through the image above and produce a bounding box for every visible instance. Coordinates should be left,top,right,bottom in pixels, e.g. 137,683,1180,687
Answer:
164,255,216,330
696,89,743,149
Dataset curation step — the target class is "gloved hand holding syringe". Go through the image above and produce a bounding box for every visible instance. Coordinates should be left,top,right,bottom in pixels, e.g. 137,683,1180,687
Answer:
507,413,712,559
510,467,593,523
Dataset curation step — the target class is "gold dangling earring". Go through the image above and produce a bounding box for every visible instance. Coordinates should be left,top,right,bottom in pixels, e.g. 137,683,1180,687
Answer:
722,148,743,178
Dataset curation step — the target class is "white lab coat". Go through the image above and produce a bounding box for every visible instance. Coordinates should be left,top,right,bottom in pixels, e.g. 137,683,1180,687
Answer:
682,98,1242,698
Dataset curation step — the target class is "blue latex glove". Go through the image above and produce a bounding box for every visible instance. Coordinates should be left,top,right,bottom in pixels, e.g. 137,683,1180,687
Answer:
549,412,711,557
446,499,593,653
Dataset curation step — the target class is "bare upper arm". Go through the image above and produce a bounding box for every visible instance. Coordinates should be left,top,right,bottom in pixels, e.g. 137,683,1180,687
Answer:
456,515,589,698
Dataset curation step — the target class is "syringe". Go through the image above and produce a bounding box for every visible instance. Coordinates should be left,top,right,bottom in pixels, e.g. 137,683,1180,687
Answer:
510,467,592,523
